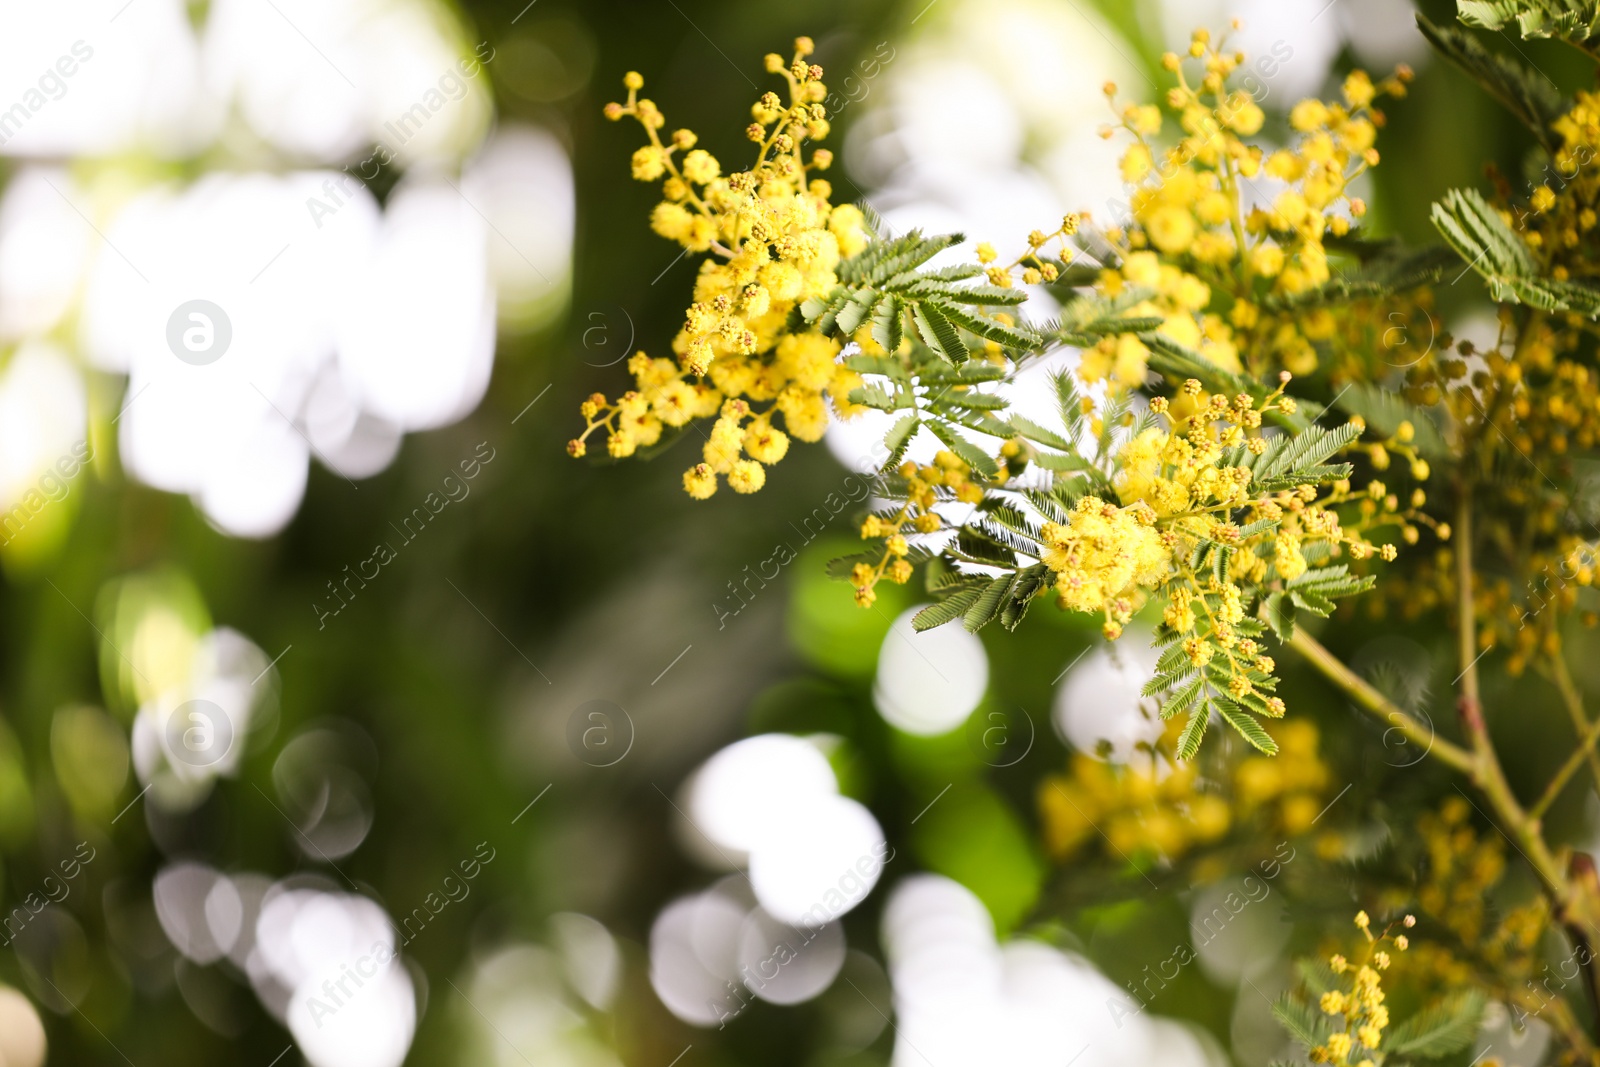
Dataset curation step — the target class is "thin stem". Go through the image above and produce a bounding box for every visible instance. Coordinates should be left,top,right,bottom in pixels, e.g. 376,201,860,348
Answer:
1549,653,1600,800
1530,698,1600,820
1454,492,1487,759
1219,151,1251,293
1448,491,1569,898
1284,625,1474,776
1452,488,1600,1032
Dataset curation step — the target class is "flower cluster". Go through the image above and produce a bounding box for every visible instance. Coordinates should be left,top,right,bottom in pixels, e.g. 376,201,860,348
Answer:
1040,495,1169,625
1038,718,1328,864
1123,384,1381,659
973,213,1081,288
1520,88,1600,267
1310,912,1410,1066
1383,799,1559,1033
837,367,1396,751
1086,25,1413,391
571,38,873,496
848,451,981,606
583,31,1410,757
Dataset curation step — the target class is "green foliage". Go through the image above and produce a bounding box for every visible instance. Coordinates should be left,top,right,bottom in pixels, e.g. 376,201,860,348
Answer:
1046,287,1164,349
803,228,1040,365
1417,13,1568,150
1457,0,1600,46
1272,992,1334,1048
1432,187,1600,312
1263,591,1297,641
1384,990,1487,1058
1335,382,1452,461
1285,565,1375,618
912,524,1051,636
1147,616,1282,759
1246,422,1362,492
839,340,1017,479
928,418,1001,478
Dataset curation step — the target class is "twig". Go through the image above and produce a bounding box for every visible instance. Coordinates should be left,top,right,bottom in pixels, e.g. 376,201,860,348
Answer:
1548,654,1600,800
1285,625,1474,776
1532,667,1600,820
1447,493,1568,896
1453,488,1600,1032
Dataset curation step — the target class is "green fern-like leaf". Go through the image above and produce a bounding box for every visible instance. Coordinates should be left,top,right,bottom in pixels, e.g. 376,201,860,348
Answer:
935,300,1040,350
1214,696,1279,755
927,420,999,478
1432,187,1600,312
848,383,904,412
1263,592,1296,641
1285,565,1376,617
1253,423,1360,480
1160,675,1205,720
840,229,961,285
881,413,920,468
1385,989,1487,1058
999,563,1050,631
1051,370,1088,441
1175,706,1210,760
870,293,904,354
914,303,969,365
1417,13,1566,150
1335,382,1451,461
1457,0,1600,46
911,579,988,631
1009,415,1074,452
937,283,1030,307
962,574,1016,632
1272,993,1333,1049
